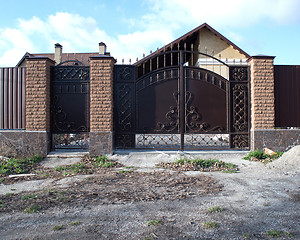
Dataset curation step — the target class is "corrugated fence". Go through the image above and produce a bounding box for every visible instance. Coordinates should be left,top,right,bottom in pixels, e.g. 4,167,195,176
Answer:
0,67,26,129
274,65,300,128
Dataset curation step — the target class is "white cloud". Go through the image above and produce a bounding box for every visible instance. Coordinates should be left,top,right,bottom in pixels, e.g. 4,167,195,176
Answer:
0,0,299,66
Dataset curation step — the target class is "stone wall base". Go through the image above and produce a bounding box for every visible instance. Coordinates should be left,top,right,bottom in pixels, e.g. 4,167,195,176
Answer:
251,129,300,152
0,131,50,158
89,131,113,156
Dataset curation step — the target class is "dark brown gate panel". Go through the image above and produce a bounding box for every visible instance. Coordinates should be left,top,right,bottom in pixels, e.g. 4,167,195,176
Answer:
274,65,300,127
51,65,90,149
114,65,136,148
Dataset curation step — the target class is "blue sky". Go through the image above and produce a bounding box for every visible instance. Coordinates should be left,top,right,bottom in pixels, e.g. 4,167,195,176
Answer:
0,0,300,66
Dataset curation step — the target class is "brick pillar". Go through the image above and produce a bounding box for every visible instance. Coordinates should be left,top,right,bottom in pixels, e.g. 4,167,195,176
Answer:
25,57,55,156
89,55,115,155
248,55,276,150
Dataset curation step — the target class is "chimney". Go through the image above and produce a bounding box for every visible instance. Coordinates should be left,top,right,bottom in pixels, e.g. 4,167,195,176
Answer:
54,43,62,64
99,42,107,55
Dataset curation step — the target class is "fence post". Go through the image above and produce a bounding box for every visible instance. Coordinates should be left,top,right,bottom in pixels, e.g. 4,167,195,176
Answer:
89,55,116,155
248,55,275,150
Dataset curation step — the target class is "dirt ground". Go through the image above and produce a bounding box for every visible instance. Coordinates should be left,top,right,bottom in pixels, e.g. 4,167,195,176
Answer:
0,151,299,240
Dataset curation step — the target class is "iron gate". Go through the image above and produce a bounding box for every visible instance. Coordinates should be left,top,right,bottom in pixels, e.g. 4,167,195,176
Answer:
114,50,249,150
51,62,90,149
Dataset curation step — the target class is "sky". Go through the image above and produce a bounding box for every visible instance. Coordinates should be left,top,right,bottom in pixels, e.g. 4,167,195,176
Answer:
0,0,300,67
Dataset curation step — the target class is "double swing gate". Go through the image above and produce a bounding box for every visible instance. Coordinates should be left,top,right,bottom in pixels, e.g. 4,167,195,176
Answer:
114,50,250,150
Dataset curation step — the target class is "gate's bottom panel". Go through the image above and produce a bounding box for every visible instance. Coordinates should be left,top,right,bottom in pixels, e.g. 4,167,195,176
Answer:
135,134,229,149
52,133,89,149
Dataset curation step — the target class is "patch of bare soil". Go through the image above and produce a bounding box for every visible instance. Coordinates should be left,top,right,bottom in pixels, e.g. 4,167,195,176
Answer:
0,171,222,213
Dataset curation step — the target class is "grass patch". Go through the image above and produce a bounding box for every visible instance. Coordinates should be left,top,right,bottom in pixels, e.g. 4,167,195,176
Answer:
265,229,292,238
70,221,81,226
54,162,90,176
202,221,219,229
24,204,41,213
125,166,135,169
0,155,43,176
93,155,115,168
21,194,37,200
146,219,163,226
208,206,224,213
159,158,238,172
53,225,67,231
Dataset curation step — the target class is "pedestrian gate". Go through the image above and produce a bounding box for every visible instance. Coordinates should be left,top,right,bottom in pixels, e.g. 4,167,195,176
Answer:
51,61,90,149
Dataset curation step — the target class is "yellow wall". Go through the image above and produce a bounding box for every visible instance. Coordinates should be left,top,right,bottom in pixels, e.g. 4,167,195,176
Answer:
196,28,247,59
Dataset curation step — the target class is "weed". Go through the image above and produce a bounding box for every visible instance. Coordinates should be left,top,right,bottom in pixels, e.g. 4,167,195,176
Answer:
208,206,223,213
21,194,37,200
0,178,4,182
144,236,154,240
0,155,43,176
53,225,66,231
93,155,115,168
10,188,16,191
202,221,219,229
146,219,163,226
266,229,282,237
24,204,41,213
70,221,81,226
222,169,238,173
0,199,4,208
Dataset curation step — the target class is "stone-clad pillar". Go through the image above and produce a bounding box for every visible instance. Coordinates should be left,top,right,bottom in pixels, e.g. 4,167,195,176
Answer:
25,57,55,156
248,55,276,150
89,55,115,155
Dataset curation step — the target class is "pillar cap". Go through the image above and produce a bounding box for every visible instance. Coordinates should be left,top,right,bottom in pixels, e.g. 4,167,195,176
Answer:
247,54,276,62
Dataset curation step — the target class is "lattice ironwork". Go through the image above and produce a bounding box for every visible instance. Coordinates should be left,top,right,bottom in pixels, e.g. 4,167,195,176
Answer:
53,66,89,81
230,67,248,82
52,133,89,149
116,84,133,131
184,134,229,149
136,134,180,148
232,84,248,132
231,134,249,149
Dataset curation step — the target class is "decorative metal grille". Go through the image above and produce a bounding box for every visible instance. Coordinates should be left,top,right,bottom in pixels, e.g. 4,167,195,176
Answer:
52,133,89,149
231,134,249,149
184,134,229,149
232,84,248,132
136,134,180,148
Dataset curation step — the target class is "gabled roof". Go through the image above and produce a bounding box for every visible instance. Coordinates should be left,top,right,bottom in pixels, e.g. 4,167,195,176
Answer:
134,23,250,65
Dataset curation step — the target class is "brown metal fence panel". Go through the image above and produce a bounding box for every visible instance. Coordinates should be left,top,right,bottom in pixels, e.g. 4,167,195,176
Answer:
274,65,300,127
0,67,26,129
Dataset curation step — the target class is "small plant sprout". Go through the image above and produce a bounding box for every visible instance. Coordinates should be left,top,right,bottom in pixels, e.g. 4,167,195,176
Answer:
202,221,219,229
53,225,67,231
146,219,163,226
70,221,81,226
266,229,282,237
208,206,224,213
